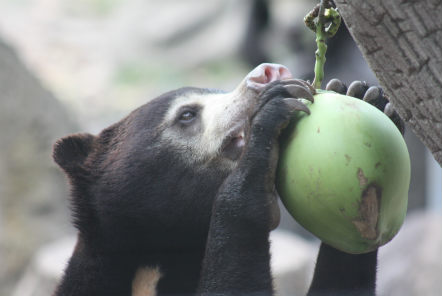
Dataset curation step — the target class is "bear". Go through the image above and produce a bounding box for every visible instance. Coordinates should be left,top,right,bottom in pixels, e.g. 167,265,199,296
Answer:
52,63,402,296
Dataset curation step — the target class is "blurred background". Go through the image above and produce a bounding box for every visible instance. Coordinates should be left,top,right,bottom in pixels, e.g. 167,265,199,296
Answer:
0,0,440,295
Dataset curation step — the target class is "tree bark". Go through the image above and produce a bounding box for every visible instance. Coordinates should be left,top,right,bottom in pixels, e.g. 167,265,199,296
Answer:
334,0,442,166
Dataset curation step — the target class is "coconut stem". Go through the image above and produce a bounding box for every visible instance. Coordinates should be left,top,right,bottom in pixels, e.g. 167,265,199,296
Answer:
312,5,327,90
304,0,341,90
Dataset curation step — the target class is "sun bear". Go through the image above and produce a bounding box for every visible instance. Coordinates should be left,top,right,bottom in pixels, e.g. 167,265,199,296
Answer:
53,63,401,296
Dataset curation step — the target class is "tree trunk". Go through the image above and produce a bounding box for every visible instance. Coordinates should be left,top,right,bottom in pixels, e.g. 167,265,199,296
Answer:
334,0,442,166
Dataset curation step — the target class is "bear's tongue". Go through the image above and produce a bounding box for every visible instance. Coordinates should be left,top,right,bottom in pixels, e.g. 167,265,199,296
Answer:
222,130,245,161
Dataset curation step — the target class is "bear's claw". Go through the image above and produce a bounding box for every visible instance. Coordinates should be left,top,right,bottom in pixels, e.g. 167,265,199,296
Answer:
284,84,315,103
326,78,347,94
326,78,405,135
281,79,316,94
283,98,311,115
346,81,369,99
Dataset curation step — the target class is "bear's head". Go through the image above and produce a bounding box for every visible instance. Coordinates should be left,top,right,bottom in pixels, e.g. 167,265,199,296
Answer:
53,63,292,252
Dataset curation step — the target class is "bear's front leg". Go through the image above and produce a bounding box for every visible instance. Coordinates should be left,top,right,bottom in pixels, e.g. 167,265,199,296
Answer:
198,79,314,295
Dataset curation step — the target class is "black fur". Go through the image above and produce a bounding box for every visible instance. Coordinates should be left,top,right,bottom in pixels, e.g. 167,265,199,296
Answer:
308,244,378,296
54,88,224,295
53,73,400,295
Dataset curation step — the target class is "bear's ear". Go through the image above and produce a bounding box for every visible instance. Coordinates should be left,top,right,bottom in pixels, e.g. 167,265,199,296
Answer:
53,133,96,174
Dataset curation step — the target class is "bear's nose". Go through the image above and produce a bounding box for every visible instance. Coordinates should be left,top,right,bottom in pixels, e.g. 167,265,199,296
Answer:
245,63,293,91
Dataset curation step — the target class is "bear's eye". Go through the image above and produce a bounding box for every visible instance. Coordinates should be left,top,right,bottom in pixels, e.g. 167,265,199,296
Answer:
178,110,196,123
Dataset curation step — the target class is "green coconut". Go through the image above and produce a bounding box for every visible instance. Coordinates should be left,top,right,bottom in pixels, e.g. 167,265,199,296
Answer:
276,90,410,254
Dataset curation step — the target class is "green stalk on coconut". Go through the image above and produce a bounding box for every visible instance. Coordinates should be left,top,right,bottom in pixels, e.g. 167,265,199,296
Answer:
276,0,410,254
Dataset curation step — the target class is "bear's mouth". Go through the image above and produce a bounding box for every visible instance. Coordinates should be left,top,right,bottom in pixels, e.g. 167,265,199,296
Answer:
221,122,249,161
